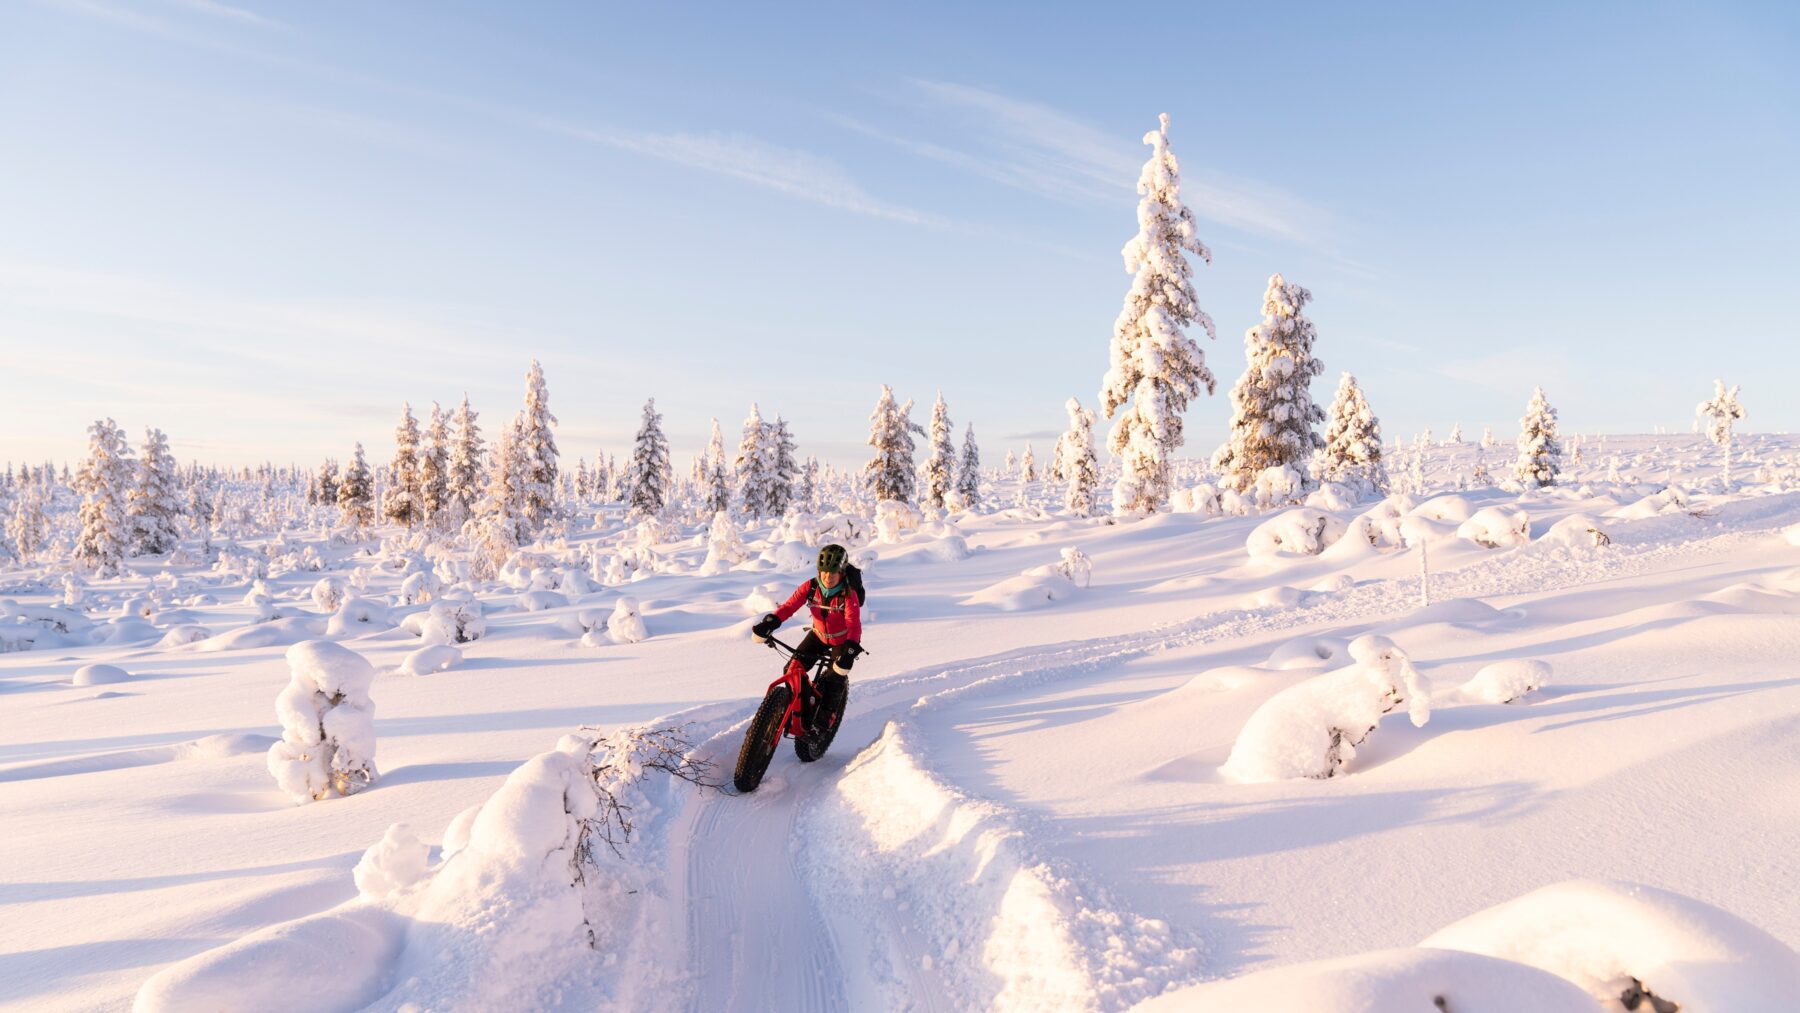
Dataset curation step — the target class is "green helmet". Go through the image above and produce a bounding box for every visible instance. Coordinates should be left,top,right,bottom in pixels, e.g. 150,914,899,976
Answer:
817,543,848,573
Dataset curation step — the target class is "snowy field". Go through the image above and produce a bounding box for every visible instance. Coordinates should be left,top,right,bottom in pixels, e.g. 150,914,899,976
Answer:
6,434,1800,1011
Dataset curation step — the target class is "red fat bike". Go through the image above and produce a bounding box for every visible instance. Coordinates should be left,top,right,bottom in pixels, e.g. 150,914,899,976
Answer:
732,634,856,793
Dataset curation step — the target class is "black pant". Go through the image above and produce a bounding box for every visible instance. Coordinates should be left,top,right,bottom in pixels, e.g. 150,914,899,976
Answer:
789,632,848,731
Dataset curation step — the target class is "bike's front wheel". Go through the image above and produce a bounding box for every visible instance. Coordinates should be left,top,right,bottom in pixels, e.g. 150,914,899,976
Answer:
733,684,792,793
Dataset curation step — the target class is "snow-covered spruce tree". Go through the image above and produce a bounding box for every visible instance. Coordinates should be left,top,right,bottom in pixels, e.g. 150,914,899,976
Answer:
1695,379,1745,485
337,443,375,531
315,458,339,509
384,403,423,528
1020,443,1037,483
734,403,774,518
955,424,982,508
267,640,379,803
799,455,819,510
74,418,132,575
1100,113,1217,516
517,359,559,534
1317,373,1387,498
1003,448,1016,477
1480,426,1497,450
8,486,48,565
769,416,798,515
1448,423,1463,445
446,393,483,524
1056,397,1101,517
923,393,955,510
704,419,731,515
862,385,921,503
128,426,183,556
419,401,450,528
1514,386,1563,489
625,398,672,518
1212,274,1325,496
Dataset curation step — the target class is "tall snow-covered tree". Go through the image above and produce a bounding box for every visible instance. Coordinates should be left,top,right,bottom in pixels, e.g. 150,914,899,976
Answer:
1695,379,1745,485
734,403,775,518
799,455,819,510
1100,113,1217,516
337,443,375,531
1317,373,1387,498
128,426,183,555
1056,398,1101,517
1448,423,1463,445
955,424,982,508
923,393,955,510
419,402,450,527
625,398,672,518
704,418,732,514
8,487,48,565
384,403,423,528
1212,274,1325,495
74,418,132,575
1020,443,1037,483
315,458,339,508
1003,448,1016,477
517,359,559,533
862,385,921,503
1514,386,1563,489
769,416,798,515
446,393,484,524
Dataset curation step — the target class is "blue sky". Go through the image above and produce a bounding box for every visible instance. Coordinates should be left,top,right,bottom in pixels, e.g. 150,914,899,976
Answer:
2,0,1796,471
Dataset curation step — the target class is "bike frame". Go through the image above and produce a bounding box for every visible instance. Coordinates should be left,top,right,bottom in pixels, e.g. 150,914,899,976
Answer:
759,633,830,744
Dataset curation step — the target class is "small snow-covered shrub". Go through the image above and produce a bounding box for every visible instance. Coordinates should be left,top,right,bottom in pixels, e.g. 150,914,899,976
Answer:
1247,508,1347,558
1222,635,1430,782
326,597,391,636
399,569,441,605
516,589,570,612
157,624,212,647
72,663,130,686
1054,547,1091,588
240,579,273,606
1171,482,1223,516
1460,659,1552,704
311,575,348,613
354,823,429,899
874,500,921,543
119,595,155,620
1543,513,1611,548
1252,464,1305,509
398,644,460,677
607,596,648,644
420,599,484,645
1302,481,1359,512
698,511,749,576
266,640,378,804
1409,494,1475,524
743,583,784,615
1457,506,1531,549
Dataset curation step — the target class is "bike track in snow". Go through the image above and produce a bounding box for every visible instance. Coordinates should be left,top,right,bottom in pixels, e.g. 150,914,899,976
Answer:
650,521,1790,1011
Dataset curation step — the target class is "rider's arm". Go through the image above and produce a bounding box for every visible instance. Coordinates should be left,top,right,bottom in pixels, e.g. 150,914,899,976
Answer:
843,588,861,644
772,581,811,624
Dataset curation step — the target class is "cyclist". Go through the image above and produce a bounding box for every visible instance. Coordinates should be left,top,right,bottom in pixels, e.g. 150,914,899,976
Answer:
752,543,862,738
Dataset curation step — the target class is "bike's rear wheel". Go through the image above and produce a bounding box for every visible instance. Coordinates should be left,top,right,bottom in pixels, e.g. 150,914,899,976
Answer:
795,676,847,763
733,684,792,793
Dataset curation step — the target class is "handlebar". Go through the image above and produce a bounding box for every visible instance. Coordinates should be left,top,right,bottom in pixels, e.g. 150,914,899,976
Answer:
757,632,869,658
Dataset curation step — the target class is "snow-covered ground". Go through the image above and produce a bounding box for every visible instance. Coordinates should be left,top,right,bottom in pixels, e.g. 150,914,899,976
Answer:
7,434,1800,1011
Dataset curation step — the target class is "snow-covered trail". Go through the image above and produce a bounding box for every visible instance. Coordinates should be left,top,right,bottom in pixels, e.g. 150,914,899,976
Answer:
651,514,1797,1008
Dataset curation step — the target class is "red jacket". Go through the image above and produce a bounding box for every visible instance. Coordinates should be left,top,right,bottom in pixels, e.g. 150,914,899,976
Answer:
773,578,861,645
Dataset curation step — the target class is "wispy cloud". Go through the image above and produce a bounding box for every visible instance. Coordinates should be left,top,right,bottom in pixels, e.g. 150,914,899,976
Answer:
1438,351,1573,397
535,118,941,226
163,0,286,30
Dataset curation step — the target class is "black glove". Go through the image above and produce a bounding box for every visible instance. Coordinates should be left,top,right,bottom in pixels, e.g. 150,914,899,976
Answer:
752,614,779,640
832,640,861,673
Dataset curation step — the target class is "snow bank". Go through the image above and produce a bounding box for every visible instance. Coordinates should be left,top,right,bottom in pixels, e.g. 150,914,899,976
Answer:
195,616,325,652
800,721,1200,1010
1543,512,1612,548
266,641,378,804
133,904,407,1013
516,589,569,612
1266,636,1347,670
1422,879,1800,1011
966,549,1091,611
353,823,430,899
1460,659,1552,704
1222,635,1429,782
1457,506,1531,549
72,663,130,686
1247,508,1346,558
156,624,211,647
397,644,460,677
1136,946,1596,1012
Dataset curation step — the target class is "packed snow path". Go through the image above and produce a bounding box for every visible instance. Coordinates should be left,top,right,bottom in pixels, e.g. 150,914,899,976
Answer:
652,516,1784,1009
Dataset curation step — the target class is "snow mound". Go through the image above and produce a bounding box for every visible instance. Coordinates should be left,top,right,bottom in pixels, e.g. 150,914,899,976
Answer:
1785,522,1800,547
743,583,782,615
1422,879,1800,1011
516,589,569,612
397,644,460,677
419,599,485,645
266,640,378,804
195,616,325,652
90,618,161,646
311,575,348,613
1255,585,1304,608
1247,508,1346,558
1460,659,1552,704
326,597,392,636
1609,487,1691,520
606,596,648,643
966,549,1092,611
1266,636,1347,670
1135,946,1596,1012
1409,494,1477,524
1457,506,1531,549
72,663,130,686
134,904,407,1013
156,624,212,647
800,721,1201,1010
353,823,430,899
1222,635,1430,783
1543,512,1612,548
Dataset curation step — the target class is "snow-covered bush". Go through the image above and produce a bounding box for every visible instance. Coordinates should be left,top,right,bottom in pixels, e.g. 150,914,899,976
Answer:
1460,659,1551,704
419,599,484,645
266,640,378,804
1221,635,1429,782
607,596,648,644
398,644,460,677
516,589,569,612
1543,513,1611,548
697,510,748,576
157,624,211,647
1251,463,1305,510
1457,507,1530,549
1054,547,1092,588
311,576,348,613
1246,508,1347,558
399,569,441,605
326,597,391,636
1170,482,1222,516
874,499,921,543
354,823,430,899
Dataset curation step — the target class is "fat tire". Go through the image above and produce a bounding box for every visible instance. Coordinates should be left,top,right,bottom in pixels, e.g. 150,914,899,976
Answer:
795,681,847,763
733,685,791,793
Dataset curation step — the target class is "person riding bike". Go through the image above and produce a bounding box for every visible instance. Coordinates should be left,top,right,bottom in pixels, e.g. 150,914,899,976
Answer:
751,543,862,738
